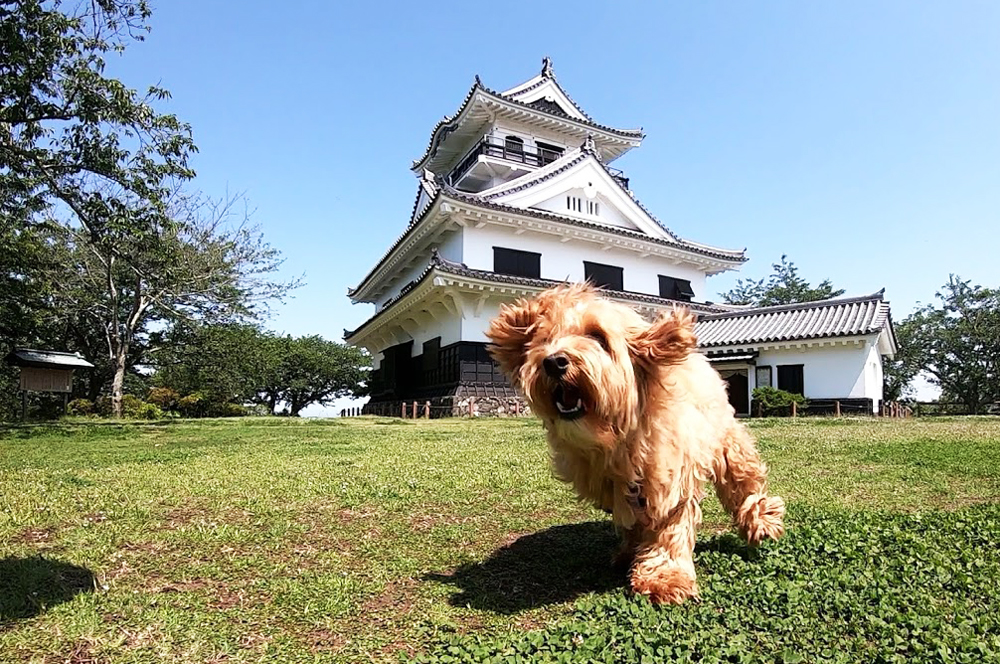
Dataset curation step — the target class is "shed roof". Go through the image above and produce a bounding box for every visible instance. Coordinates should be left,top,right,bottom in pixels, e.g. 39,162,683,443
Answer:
6,349,95,369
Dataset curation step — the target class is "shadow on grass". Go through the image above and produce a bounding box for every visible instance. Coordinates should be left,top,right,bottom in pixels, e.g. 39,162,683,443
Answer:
425,521,625,614
0,557,96,627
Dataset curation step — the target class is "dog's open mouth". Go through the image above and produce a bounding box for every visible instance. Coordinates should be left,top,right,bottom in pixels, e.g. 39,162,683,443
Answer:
553,383,585,420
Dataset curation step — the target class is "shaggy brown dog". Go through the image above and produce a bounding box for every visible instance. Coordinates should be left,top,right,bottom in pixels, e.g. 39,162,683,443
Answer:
486,284,785,604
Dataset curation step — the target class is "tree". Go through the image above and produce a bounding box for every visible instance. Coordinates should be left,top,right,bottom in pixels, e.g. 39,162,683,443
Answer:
48,194,297,416
721,255,845,306
905,276,1000,413
882,317,921,402
261,336,369,416
1,0,196,235
152,323,276,407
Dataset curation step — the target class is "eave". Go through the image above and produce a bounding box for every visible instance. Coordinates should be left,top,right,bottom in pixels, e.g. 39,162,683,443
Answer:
347,190,747,304
346,255,730,347
411,81,644,175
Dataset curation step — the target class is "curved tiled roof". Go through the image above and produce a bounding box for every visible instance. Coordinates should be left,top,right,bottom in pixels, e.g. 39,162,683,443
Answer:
695,292,892,347
502,58,594,121
411,80,644,172
345,251,730,341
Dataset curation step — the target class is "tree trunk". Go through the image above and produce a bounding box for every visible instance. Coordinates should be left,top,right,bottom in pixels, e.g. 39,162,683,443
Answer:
110,345,127,417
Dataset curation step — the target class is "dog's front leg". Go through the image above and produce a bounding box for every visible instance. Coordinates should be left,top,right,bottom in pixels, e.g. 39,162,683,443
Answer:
629,499,702,604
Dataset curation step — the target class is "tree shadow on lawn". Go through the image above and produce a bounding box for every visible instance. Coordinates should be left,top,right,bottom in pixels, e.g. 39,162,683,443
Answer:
0,557,96,627
427,522,760,614
425,521,626,614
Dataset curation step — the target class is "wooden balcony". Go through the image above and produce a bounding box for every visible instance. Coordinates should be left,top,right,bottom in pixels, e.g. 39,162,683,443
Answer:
447,137,630,191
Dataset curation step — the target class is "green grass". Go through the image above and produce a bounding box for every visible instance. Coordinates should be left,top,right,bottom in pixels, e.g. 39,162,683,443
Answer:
2,417,1000,662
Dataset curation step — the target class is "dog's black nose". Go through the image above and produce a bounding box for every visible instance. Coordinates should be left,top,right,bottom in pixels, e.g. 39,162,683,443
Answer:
543,353,570,378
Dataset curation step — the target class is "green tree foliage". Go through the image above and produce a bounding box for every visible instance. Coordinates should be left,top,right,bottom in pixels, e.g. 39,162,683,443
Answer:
1,0,195,234
882,317,921,401
905,276,1000,413
152,323,276,407
153,327,370,417
721,255,845,306
265,335,370,417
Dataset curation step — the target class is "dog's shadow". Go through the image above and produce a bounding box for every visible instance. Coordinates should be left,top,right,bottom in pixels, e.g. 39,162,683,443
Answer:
0,557,96,627
427,523,760,614
424,521,625,614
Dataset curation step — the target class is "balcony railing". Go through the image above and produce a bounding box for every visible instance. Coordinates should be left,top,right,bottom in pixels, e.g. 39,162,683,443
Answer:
447,136,630,191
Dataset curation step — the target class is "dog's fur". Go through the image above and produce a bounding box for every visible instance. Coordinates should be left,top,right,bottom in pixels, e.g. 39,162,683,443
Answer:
486,284,785,604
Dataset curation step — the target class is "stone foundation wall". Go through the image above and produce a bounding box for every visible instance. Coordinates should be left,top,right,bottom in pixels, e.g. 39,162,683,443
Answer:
361,395,531,419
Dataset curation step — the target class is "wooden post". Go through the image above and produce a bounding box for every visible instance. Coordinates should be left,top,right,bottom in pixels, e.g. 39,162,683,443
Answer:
791,401,797,418
21,390,27,422
515,401,520,417
401,401,406,419
468,398,475,418
834,400,841,417
424,401,430,419
411,401,416,419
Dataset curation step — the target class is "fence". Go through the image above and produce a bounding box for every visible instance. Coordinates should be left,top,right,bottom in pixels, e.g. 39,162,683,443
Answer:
907,402,1000,417
340,397,531,419
750,398,910,418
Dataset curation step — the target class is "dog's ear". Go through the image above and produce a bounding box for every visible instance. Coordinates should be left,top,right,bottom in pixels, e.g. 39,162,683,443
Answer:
628,307,698,367
487,298,541,379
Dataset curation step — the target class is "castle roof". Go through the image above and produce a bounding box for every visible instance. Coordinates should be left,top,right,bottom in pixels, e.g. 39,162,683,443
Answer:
695,292,895,348
411,59,644,174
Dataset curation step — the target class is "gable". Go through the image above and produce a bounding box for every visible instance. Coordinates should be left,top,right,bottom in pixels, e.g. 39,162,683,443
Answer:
479,154,677,241
502,78,588,122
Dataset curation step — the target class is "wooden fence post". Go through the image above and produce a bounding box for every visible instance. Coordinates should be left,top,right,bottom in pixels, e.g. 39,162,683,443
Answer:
424,401,430,419
834,400,841,417
411,401,417,419
791,401,797,418
515,401,520,417
401,402,406,419
468,398,475,418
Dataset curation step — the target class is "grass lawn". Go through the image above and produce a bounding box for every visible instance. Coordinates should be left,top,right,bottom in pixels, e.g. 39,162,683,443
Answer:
2,417,1000,663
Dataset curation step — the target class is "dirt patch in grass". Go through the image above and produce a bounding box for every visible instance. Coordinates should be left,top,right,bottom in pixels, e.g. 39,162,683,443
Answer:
363,578,418,616
11,525,58,545
305,628,347,654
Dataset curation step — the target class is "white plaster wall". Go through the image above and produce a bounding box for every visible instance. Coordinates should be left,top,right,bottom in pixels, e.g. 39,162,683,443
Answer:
461,224,708,300
373,230,463,310
533,189,637,230
752,343,874,399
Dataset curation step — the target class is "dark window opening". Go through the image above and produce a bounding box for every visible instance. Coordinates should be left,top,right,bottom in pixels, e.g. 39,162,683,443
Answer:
422,337,441,372
659,276,695,302
536,141,563,165
777,365,804,396
584,261,624,291
494,247,541,279
504,135,524,156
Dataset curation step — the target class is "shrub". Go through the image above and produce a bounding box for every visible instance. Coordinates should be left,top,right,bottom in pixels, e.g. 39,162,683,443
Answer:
147,387,180,411
177,392,206,418
120,394,163,420
751,386,807,417
67,398,95,416
206,402,249,418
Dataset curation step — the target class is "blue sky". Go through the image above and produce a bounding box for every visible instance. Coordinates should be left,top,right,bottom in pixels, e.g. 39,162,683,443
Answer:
112,1,999,343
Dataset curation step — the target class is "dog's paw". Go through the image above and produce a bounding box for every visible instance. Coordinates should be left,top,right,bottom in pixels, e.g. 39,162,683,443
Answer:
630,567,699,605
739,494,785,546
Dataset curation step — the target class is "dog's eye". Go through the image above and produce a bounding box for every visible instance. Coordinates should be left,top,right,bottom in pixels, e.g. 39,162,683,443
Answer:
586,330,610,352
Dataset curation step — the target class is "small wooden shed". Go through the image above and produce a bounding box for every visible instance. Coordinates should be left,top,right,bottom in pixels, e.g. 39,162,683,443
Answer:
5,348,95,418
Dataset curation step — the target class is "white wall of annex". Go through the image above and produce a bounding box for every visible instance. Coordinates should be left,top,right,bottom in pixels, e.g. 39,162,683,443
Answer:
461,224,708,300
752,343,875,400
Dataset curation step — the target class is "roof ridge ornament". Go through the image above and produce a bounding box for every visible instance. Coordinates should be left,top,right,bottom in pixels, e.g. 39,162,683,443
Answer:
542,56,554,78
582,134,601,161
